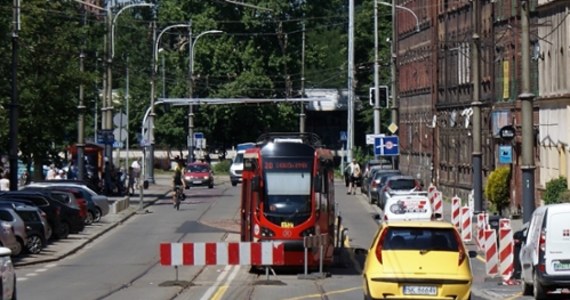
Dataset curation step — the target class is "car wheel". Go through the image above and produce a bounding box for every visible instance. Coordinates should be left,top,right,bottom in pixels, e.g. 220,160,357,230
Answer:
231,181,237,187
85,211,94,225
94,209,102,222
533,271,547,300
11,240,22,257
522,278,532,296
56,223,70,239
26,234,43,254
209,182,214,189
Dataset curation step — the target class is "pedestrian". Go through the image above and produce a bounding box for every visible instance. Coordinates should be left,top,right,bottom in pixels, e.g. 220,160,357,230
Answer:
55,169,67,180
0,173,10,191
347,159,361,195
127,167,135,195
46,164,57,180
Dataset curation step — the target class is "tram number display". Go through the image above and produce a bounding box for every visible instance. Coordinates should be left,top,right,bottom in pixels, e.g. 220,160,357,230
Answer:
264,161,309,170
281,222,294,228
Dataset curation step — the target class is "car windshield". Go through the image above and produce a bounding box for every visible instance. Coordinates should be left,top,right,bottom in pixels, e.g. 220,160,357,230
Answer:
233,153,244,164
382,227,459,252
389,179,417,190
187,165,209,173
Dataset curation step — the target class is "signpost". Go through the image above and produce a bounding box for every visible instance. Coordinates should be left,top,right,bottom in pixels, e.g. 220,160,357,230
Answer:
374,136,399,156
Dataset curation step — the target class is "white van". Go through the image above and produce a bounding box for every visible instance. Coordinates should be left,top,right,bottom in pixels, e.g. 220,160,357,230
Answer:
229,143,255,186
381,192,434,222
519,203,570,299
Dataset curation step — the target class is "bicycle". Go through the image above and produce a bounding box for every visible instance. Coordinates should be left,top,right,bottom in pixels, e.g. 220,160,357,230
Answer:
173,185,184,210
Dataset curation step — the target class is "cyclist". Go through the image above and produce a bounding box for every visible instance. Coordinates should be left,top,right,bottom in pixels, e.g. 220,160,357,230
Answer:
172,160,186,209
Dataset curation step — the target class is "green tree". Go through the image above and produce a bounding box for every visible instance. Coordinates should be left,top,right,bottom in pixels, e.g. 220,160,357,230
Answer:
543,176,570,204
484,166,511,214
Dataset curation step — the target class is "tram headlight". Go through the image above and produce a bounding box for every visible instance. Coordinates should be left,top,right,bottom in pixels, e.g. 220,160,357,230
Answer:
261,227,275,237
300,227,315,237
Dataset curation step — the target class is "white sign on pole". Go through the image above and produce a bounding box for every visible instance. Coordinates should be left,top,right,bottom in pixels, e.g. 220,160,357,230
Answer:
366,133,385,145
113,113,128,128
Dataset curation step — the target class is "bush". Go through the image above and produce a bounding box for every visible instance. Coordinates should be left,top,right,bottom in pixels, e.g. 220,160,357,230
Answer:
485,166,511,215
212,159,231,174
543,176,568,204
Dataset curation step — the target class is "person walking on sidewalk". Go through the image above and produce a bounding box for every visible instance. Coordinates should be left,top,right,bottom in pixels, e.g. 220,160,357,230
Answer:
347,159,361,195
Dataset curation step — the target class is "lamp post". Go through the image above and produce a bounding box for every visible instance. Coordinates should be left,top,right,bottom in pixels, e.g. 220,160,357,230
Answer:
148,23,192,182
188,28,224,164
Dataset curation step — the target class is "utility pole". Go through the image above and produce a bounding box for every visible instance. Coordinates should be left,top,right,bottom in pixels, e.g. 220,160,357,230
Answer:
390,0,398,129
373,0,380,135
147,15,157,183
471,0,483,213
520,1,535,222
104,4,114,194
347,0,355,162
9,0,20,190
77,10,86,181
188,21,194,164
299,21,306,133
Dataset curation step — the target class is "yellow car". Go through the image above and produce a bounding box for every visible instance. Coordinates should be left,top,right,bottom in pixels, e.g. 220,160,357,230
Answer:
362,221,476,300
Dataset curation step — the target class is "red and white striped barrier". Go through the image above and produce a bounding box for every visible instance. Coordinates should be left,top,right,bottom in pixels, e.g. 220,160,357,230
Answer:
475,212,488,251
484,226,499,277
160,242,285,266
432,191,443,220
451,196,461,229
499,219,514,281
461,206,472,242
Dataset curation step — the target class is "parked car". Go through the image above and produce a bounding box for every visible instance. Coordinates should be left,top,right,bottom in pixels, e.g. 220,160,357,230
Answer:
381,192,433,222
365,170,401,204
362,220,476,300
0,207,26,256
0,246,16,300
376,175,422,209
25,182,109,222
184,162,214,188
20,187,88,225
520,203,570,299
0,201,48,254
0,191,84,239
0,222,21,259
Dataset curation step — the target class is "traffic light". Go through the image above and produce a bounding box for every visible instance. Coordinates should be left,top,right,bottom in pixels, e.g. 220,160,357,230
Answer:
369,85,389,108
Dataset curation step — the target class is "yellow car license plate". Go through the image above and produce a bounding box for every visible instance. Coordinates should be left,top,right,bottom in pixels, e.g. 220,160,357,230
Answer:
403,285,437,296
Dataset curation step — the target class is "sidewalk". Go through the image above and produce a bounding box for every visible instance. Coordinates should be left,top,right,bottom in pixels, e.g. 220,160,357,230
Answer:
14,174,174,267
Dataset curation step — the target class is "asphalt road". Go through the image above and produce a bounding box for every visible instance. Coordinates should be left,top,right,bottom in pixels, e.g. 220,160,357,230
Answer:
14,175,529,300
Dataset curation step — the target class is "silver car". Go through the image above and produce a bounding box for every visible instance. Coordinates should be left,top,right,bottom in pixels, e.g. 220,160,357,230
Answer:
0,246,16,300
0,222,21,259
0,208,26,256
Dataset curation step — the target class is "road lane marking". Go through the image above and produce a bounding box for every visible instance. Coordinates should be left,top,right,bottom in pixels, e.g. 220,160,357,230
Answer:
281,287,362,300
210,265,240,300
200,265,231,300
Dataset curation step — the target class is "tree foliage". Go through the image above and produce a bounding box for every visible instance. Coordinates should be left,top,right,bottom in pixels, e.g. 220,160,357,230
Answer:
484,166,511,214
0,0,392,171
543,176,570,204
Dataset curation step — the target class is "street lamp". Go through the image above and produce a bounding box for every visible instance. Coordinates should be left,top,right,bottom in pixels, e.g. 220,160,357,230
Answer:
147,23,192,183
103,2,153,194
188,29,224,164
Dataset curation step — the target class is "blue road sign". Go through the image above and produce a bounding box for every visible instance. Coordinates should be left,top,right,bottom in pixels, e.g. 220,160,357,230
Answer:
374,136,400,156
499,145,512,164
194,132,204,139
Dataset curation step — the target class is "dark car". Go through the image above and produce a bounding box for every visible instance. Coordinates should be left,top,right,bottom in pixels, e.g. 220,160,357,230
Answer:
0,191,84,239
184,162,214,188
366,170,401,204
21,186,90,225
376,175,422,209
0,201,48,254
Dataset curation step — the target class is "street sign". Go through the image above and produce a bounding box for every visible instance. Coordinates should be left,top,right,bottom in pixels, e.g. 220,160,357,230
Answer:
388,123,399,134
113,113,128,128
374,136,399,156
499,145,513,164
194,132,204,139
97,129,114,145
113,128,128,142
366,133,384,145
113,141,124,148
